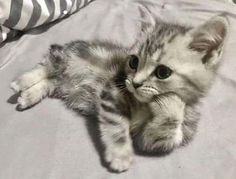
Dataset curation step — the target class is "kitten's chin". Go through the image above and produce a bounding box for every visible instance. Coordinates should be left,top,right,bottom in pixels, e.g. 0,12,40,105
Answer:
133,93,152,103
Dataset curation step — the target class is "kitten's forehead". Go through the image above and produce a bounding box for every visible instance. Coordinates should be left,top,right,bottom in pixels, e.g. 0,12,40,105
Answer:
140,23,190,62
138,24,199,74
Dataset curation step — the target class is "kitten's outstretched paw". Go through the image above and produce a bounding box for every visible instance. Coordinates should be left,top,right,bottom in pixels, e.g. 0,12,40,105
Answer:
15,80,50,109
10,79,37,109
10,65,47,93
105,146,133,172
109,156,133,172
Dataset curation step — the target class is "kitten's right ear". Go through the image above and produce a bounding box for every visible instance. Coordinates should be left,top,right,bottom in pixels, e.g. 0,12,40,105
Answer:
138,5,156,33
189,14,229,65
129,5,156,53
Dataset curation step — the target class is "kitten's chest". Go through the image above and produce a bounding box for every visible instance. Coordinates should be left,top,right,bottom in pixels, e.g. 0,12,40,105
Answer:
130,104,153,134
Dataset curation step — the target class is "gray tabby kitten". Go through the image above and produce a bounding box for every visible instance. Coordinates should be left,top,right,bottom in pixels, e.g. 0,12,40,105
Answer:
10,14,228,172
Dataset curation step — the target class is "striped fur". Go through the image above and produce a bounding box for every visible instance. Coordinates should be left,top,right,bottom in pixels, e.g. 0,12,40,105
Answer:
10,14,229,172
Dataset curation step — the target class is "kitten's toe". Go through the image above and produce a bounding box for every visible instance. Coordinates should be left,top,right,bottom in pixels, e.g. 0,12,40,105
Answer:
17,96,30,109
17,97,28,109
10,81,21,92
10,79,31,92
17,90,40,109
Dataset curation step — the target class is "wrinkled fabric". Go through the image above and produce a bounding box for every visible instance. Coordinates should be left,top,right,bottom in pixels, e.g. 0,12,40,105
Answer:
0,0,236,178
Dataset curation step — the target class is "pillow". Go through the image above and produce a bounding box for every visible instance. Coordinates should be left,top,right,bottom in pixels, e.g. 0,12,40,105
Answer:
0,0,94,44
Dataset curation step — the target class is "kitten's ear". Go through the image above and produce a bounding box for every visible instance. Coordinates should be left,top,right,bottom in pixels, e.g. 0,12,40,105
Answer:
189,14,229,64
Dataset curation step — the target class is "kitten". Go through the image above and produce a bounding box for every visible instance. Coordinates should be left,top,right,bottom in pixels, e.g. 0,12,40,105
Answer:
10,14,229,172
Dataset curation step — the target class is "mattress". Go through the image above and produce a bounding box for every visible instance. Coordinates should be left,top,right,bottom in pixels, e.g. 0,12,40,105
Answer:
0,0,236,178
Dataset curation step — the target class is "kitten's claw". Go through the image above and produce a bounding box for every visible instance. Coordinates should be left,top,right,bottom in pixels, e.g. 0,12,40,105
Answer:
105,146,133,172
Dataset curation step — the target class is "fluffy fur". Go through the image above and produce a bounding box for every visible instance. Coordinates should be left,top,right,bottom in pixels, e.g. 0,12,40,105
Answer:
10,14,229,172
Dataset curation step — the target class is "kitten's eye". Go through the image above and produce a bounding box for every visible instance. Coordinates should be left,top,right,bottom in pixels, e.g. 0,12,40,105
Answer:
155,65,172,79
129,55,139,70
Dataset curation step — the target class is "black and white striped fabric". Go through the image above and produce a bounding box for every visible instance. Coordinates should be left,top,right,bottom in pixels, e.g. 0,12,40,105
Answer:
0,0,94,44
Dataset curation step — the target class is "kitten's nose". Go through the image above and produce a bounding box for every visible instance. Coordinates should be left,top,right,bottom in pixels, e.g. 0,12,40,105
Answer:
132,82,142,89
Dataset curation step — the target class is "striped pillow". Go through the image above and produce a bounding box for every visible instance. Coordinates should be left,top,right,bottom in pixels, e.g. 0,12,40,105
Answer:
0,0,94,44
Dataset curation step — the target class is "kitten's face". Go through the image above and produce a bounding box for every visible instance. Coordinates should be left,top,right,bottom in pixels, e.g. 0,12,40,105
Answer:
125,15,228,103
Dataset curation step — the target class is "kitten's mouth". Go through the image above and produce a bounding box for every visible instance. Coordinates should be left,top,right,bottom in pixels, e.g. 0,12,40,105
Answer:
125,79,159,102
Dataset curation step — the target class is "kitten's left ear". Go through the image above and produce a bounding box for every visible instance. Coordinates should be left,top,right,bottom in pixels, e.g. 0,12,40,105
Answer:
189,14,229,65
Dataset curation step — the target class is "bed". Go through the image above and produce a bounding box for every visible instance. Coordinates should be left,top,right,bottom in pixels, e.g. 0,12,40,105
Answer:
0,0,236,178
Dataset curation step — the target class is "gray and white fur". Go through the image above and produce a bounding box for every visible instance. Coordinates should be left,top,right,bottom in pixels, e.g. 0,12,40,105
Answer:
10,15,229,172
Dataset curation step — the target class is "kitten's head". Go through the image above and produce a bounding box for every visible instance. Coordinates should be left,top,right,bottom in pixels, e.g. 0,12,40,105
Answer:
125,15,229,104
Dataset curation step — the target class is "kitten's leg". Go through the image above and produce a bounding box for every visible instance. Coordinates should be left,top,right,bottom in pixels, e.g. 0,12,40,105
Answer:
11,45,66,109
10,64,48,92
99,114,133,172
11,44,65,93
98,99,133,172
136,94,185,153
17,79,57,109
64,87,134,172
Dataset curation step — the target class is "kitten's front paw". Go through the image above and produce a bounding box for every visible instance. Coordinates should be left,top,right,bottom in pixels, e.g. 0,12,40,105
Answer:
151,94,185,121
105,146,133,172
